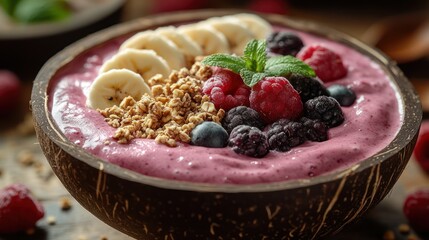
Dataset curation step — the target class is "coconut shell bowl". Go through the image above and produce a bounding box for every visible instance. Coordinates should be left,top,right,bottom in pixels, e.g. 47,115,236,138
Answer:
31,10,421,240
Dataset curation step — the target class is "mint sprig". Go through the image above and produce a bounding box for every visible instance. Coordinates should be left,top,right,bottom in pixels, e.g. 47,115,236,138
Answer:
201,39,316,87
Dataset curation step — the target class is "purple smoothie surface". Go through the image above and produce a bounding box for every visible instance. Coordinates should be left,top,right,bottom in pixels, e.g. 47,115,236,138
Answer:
48,27,402,184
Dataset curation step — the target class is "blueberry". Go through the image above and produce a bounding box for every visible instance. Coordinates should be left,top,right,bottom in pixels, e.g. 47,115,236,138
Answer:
190,121,228,148
327,84,356,106
266,31,304,56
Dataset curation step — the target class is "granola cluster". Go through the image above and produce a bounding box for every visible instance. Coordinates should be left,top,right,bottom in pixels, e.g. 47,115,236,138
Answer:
99,62,225,147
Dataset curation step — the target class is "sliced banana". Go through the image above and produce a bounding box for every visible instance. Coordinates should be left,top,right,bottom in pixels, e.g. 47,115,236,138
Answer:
87,69,151,110
120,31,186,70
228,13,273,40
201,18,255,55
155,26,203,58
100,49,170,81
178,24,230,55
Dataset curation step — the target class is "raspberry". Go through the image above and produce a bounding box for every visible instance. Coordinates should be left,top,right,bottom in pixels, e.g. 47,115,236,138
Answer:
266,31,304,56
300,117,328,142
203,68,251,111
222,106,264,133
297,44,347,82
304,96,344,128
267,119,306,152
0,184,45,234
403,189,429,233
413,130,429,174
288,74,329,103
0,70,22,114
249,76,303,123
247,0,289,15
228,125,269,158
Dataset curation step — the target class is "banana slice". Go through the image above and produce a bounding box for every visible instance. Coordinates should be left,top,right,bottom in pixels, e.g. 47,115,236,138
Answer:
100,49,170,81
87,69,151,110
201,18,255,55
178,24,230,55
120,31,186,70
228,13,273,40
155,26,203,58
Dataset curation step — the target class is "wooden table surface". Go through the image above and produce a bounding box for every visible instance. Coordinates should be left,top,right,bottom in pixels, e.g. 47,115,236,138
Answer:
1,2,429,240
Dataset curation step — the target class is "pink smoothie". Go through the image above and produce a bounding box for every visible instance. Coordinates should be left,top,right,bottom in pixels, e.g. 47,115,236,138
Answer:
48,28,402,184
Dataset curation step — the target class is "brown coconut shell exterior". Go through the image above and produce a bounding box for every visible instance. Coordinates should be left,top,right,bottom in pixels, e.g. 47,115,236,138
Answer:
31,10,422,240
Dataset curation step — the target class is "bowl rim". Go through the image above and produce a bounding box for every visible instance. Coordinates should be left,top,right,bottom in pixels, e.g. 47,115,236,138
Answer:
32,9,422,193
0,0,124,39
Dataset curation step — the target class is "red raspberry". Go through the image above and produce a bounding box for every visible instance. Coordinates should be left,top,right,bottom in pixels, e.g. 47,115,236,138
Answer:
249,76,303,123
403,189,429,233
0,184,45,234
203,68,251,111
247,0,289,15
297,44,347,82
414,120,429,173
0,70,21,113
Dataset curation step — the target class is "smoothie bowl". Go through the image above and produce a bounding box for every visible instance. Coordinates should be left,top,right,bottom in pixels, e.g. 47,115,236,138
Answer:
31,10,421,239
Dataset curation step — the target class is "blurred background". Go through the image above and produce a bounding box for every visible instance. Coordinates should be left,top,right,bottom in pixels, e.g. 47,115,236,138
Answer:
1,0,429,239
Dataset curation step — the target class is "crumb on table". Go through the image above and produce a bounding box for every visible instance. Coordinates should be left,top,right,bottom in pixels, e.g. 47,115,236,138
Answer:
60,197,72,211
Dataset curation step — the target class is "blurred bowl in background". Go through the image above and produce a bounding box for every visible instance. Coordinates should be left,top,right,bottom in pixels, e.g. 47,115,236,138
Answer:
0,0,125,79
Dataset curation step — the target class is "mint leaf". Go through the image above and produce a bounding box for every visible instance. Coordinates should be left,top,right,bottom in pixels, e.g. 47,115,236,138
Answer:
0,0,21,16
14,0,70,23
240,69,268,87
242,39,266,72
265,56,316,78
201,54,246,74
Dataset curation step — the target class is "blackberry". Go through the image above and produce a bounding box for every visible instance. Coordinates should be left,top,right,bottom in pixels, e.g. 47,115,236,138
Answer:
288,74,329,103
304,96,344,128
190,121,229,148
327,84,356,106
228,125,269,158
266,31,304,56
222,106,264,133
300,117,328,142
267,120,306,152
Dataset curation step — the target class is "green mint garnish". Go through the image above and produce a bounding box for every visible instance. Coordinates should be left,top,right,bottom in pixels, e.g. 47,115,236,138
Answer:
201,39,316,87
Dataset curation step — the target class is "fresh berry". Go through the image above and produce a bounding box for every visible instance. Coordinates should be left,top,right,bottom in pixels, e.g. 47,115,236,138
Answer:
403,189,429,233
0,70,21,113
228,125,269,158
288,74,329,103
297,44,347,82
300,117,328,142
190,121,228,148
304,96,344,127
203,68,251,111
222,106,264,133
249,76,303,123
413,130,429,174
266,31,304,56
0,184,45,234
247,0,289,15
267,119,306,152
327,84,356,106
152,0,209,12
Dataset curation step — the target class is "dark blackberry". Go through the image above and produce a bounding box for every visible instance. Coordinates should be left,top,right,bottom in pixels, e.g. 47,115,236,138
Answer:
190,121,229,148
266,31,304,56
222,106,264,133
327,84,356,106
300,117,328,142
267,120,306,152
288,74,329,103
304,96,344,128
228,125,269,158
